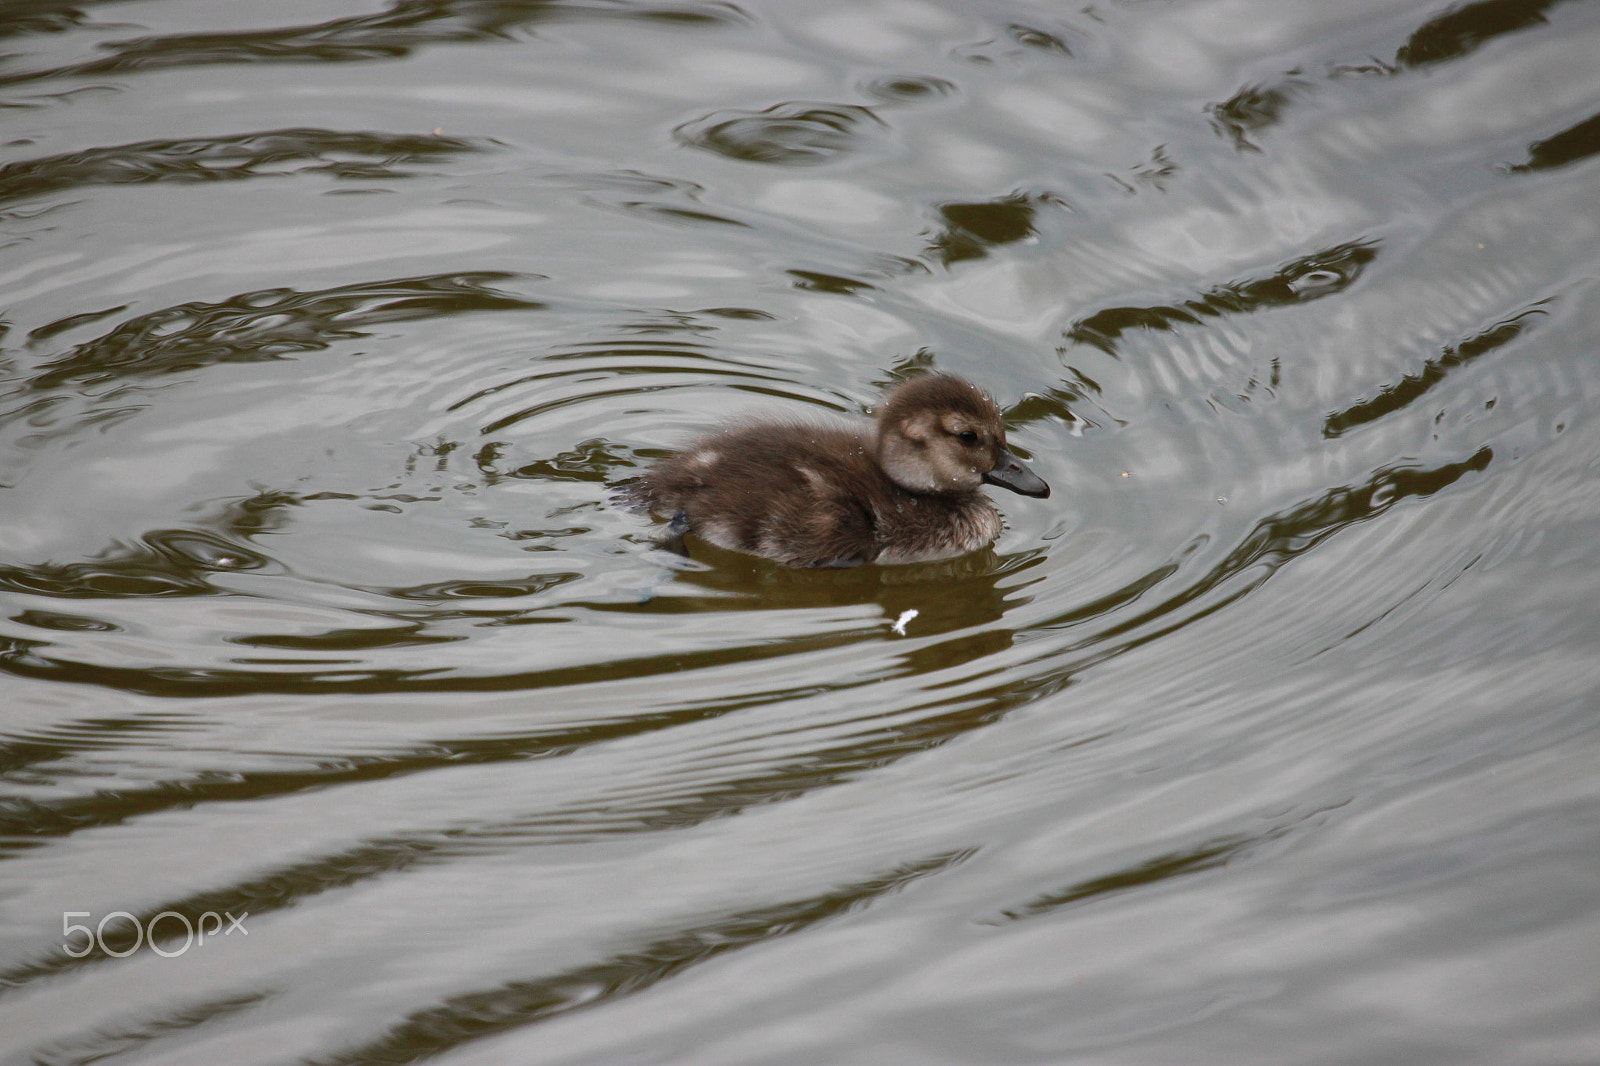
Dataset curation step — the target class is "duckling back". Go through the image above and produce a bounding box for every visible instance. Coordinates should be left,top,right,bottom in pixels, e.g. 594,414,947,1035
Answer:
628,421,890,568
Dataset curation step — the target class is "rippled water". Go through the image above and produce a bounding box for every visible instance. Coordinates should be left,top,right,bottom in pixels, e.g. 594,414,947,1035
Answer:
3,0,1599,1062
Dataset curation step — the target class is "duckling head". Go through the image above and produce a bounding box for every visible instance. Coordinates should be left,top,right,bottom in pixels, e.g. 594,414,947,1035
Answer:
875,374,1050,499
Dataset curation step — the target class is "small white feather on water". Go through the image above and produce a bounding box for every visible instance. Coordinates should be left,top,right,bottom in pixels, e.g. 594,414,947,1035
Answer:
890,609,918,636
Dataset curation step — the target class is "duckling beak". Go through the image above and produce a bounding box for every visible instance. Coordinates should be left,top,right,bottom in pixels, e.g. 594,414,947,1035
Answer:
984,449,1050,498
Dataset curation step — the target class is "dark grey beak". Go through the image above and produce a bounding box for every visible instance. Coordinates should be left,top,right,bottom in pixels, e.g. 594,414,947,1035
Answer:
984,448,1050,498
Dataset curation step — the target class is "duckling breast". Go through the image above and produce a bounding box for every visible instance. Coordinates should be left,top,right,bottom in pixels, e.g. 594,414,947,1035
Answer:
870,492,1001,565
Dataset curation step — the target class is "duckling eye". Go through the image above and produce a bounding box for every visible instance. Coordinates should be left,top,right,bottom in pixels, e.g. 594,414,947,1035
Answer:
957,430,979,445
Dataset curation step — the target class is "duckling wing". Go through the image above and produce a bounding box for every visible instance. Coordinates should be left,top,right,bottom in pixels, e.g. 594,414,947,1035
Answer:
759,487,877,568
636,421,883,568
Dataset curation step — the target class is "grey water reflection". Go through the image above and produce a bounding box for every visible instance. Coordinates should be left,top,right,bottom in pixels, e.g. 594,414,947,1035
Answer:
1066,240,1379,353
24,273,538,389
305,851,972,1066
0,0,749,89
0,129,486,211
2,0,1600,1063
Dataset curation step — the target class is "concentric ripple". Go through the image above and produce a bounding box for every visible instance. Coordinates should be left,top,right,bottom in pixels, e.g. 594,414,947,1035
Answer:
675,102,887,165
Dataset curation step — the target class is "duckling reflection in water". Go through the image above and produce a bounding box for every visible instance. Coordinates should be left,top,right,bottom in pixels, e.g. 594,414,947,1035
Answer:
619,374,1049,569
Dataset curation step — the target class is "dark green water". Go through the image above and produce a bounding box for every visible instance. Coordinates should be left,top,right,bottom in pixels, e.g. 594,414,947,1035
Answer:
2,0,1599,1062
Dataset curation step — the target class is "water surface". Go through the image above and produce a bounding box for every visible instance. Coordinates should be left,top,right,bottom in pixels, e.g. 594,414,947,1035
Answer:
2,0,1599,1063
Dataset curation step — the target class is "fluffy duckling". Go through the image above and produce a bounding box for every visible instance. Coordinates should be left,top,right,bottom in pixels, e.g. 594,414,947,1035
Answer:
623,374,1049,568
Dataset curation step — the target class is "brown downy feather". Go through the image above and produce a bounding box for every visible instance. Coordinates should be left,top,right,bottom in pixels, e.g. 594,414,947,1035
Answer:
621,374,1048,568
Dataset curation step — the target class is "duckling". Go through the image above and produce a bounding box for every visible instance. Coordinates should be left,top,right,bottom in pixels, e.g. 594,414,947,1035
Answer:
622,373,1049,568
